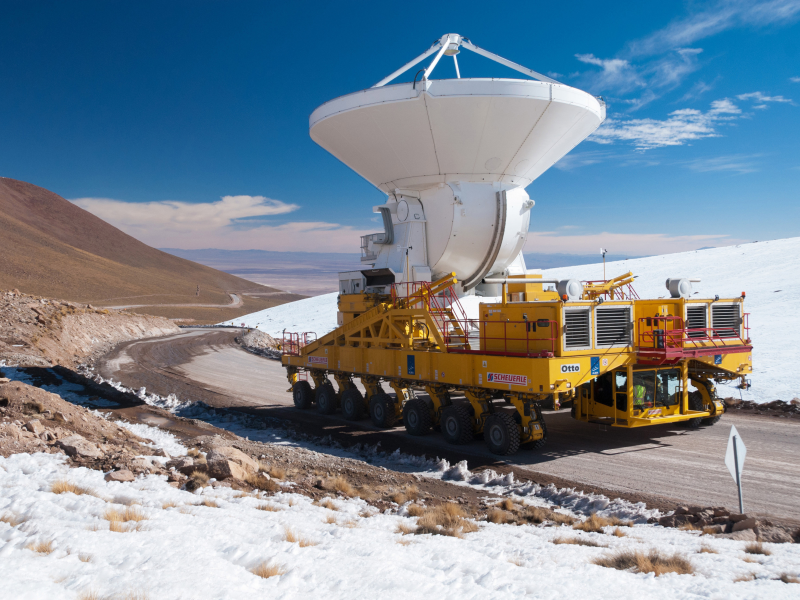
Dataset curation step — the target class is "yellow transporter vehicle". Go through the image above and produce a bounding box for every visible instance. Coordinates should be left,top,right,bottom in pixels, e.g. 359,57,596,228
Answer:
281,273,752,455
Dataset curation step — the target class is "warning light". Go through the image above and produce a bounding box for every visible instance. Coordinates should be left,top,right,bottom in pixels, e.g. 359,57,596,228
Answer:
561,294,568,301
741,291,746,298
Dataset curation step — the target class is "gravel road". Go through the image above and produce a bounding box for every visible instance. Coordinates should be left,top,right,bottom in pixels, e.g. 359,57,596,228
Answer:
98,328,800,522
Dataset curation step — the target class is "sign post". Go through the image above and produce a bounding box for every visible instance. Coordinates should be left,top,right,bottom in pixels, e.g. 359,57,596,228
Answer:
724,425,747,513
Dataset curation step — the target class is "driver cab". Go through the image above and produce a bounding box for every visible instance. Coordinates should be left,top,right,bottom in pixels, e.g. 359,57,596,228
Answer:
574,364,687,424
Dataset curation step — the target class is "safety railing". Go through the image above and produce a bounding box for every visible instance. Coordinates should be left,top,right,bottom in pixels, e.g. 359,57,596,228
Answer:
282,331,317,356
636,315,750,351
391,280,470,348
583,279,640,300
447,319,559,357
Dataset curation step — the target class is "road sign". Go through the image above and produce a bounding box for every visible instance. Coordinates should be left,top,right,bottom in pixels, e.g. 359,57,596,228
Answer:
725,425,746,513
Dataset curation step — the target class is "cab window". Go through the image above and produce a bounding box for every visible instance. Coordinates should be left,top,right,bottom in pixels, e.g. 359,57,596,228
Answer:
632,370,655,409
655,369,681,407
614,371,628,412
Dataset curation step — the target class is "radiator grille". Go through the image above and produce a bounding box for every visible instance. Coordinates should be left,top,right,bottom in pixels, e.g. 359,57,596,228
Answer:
595,307,631,346
564,310,591,349
686,305,707,338
712,304,740,338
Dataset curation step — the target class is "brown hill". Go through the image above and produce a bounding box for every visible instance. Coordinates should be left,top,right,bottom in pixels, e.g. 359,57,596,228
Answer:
0,178,303,323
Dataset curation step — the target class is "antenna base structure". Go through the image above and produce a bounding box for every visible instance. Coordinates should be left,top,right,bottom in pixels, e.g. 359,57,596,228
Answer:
309,33,606,294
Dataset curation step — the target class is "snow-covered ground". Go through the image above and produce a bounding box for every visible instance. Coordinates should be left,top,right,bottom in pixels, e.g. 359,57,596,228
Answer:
224,238,799,403
3,446,799,599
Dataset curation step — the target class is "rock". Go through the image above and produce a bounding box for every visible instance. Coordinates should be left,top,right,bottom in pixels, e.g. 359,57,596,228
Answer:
674,514,696,526
695,518,713,528
152,448,169,457
130,457,153,473
105,469,135,483
732,517,758,532
205,446,258,481
24,419,44,434
755,527,794,544
675,506,689,515
729,513,749,522
712,516,730,525
696,510,714,520
658,515,677,527
722,529,758,541
56,434,103,459
54,411,69,423
686,505,703,515
166,456,196,475
704,524,726,534
39,431,55,441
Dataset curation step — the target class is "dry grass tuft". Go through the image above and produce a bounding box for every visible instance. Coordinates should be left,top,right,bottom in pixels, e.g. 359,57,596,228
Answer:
161,501,178,510
343,519,359,528
51,480,95,497
245,472,280,493
325,514,336,524
611,527,626,538
259,462,286,479
257,503,282,512
200,498,219,509
486,508,511,524
415,503,478,538
286,498,298,507
187,447,201,458
499,498,516,511
511,506,575,526
407,504,425,517
189,470,209,485
396,538,413,546
251,560,287,579
780,573,800,584
396,522,416,535
593,549,694,576
573,514,631,534
734,572,756,583
678,522,699,531
390,491,408,505
109,521,127,533
77,592,100,600
0,512,27,527
26,539,54,554
744,542,771,556
701,526,720,535
79,553,92,563
405,485,419,501
553,536,603,547
319,497,339,511
104,507,147,523
699,544,718,554
281,525,316,547
742,556,760,564
508,555,525,566
326,475,356,497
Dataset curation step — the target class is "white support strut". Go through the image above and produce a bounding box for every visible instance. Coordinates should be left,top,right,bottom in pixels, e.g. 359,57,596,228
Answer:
460,40,561,84
372,43,442,88
423,34,455,81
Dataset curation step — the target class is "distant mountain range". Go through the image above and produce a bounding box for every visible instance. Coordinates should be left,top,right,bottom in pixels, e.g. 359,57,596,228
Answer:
0,178,301,322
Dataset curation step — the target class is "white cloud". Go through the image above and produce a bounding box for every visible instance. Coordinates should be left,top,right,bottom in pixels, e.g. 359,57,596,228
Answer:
791,76,800,82
736,91,794,104
575,54,644,94
626,0,800,57
525,230,747,256
590,98,742,150
72,195,299,232
71,195,372,252
683,154,763,174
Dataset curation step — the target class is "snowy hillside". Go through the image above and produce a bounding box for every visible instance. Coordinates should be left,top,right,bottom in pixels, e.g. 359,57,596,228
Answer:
223,238,800,404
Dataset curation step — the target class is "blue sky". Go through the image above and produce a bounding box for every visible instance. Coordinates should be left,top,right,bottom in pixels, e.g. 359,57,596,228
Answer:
2,0,798,257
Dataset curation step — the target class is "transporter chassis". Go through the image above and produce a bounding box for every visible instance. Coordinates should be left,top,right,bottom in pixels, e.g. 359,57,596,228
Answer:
282,274,752,456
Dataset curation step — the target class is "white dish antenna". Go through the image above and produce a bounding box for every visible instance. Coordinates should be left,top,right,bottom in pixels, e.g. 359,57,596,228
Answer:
313,34,605,291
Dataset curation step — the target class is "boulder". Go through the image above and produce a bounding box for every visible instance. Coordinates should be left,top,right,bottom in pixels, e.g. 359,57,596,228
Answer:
57,435,103,459
729,513,749,522
732,517,758,532
206,446,258,481
675,506,689,515
105,469,135,483
712,516,730,525
755,526,794,544
130,457,154,473
24,419,44,435
166,456,196,475
712,507,729,517
723,529,758,542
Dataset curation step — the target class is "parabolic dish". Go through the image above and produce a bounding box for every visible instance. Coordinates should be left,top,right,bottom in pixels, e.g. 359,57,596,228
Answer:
310,78,605,194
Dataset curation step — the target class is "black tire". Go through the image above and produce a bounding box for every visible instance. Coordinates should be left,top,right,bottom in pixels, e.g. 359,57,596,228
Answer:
699,389,723,426
687,391,703,429
341,388,365,421
441,404,474,445
293,381,314,410
403,398,432,436
316,381,337,415
369,392,397,428
484,412,520,455
529,416,548,450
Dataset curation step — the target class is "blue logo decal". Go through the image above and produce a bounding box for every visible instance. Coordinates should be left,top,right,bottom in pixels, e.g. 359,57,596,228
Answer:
714,355,722,365
591,356,600,376
487,373,494,382
407,355,415,375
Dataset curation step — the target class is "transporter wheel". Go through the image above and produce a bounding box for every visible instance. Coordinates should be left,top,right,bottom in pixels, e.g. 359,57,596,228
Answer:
292,381,314,410
369,393,397,428
316,381,337,415
484,412,520,456
441,404,474,445
686,391,704,429
702,414,723,426
341,388,365,421
403,398,432,436
529,417,548,450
